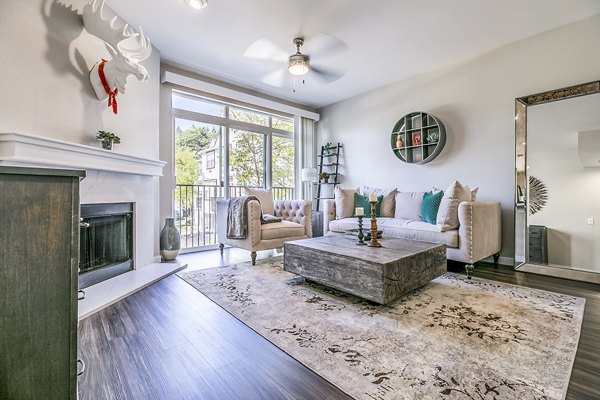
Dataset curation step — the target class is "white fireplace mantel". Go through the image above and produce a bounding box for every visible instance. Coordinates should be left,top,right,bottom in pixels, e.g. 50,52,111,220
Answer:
0,131,166,176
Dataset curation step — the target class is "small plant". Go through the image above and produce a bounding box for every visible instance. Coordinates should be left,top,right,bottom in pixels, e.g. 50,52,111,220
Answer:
97,130,121,150
324,142,333,153
319,172,330,182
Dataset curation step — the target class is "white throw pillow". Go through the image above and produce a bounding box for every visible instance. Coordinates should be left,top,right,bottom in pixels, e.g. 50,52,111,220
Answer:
434,184,478,202
335,186,358,219
244,187,275,215
436,181,472,231
362,186,397,217
394,191,425,221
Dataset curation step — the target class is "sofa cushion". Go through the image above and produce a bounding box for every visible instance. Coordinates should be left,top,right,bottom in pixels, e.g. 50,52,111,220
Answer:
261,220,305,240
335,186,358,219
422,190,444,224
394,191,425,220
382,219,459,248
436,180,471,231
244,187,275,215
327,217,458,248
354,193,383,217
362,186,397,217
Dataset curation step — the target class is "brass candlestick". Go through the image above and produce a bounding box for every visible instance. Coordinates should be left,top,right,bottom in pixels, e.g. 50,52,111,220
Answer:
356,215,366,245
367,201,382,247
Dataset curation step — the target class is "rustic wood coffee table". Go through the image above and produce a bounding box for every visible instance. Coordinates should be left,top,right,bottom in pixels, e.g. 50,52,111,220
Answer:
283,235,446,304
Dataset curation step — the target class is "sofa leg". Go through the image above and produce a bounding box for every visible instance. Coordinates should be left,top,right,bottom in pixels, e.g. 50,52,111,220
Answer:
219,243,224,255
465,264,475,279
251,251,257,265
493,253,500,267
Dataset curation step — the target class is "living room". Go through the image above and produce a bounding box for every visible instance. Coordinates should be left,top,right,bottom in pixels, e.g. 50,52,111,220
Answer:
1,0,600,399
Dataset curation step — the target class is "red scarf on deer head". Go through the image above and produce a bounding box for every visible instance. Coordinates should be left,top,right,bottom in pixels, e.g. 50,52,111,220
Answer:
98,59,118,114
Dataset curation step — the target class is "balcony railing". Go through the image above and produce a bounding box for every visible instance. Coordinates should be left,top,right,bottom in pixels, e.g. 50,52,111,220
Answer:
175,184,295,249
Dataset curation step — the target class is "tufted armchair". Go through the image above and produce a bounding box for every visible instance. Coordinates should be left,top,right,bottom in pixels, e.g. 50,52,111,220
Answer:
216,198,312,265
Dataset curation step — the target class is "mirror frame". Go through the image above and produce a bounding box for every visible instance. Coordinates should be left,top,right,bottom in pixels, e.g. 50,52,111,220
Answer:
514,80,600,280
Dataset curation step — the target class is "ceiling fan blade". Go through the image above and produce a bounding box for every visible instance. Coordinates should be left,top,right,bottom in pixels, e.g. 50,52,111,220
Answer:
244,39,288,62
260,68,288,87
306,32,348,58
310,65,344,84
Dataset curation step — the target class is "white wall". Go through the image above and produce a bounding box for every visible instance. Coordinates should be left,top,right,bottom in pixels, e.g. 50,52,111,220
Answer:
318,14,600,262
0,0,163,264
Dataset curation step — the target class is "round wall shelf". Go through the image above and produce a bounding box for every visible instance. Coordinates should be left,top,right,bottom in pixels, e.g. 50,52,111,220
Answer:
391,111,446,164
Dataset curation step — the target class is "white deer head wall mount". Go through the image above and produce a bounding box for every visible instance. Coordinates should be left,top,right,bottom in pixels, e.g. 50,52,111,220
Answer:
83,0,152,114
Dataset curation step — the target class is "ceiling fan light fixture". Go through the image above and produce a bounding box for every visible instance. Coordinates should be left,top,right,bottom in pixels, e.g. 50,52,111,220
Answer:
288,54,309,76
186,0,208,9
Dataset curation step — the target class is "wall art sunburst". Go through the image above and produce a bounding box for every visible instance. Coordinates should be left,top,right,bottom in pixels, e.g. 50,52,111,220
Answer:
529,175,548,215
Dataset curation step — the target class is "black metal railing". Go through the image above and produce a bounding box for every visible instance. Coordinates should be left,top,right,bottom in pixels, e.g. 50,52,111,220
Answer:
174,184,295,249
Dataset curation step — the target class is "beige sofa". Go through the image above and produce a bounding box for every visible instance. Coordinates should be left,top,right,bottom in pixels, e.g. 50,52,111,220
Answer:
322,197,502,268
217,198,312,265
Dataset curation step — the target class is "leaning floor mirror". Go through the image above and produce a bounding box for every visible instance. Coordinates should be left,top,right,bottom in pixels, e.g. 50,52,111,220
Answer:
515,80,600,283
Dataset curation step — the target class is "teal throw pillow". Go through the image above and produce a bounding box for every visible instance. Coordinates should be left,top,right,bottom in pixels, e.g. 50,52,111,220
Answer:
354,193,384,217
422,191,444,224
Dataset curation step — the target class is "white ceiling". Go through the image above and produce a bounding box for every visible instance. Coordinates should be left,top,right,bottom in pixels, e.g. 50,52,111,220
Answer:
105,0,600,109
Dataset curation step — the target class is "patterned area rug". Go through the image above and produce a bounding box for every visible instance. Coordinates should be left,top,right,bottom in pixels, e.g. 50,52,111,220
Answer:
178,261,585,400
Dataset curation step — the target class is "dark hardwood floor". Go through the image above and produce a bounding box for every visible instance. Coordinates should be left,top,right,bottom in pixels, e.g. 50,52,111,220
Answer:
78,250,600,400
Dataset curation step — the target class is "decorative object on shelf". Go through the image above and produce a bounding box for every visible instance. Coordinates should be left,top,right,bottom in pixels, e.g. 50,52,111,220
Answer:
427,131,440,143
83,0,152,115
368,193,382,248
391,111,446,164
160,218,181,261
413,132,421,146
395,135,404,149
319,171,330,183
528,175,548,215
96,130,121,150
324,142,333,153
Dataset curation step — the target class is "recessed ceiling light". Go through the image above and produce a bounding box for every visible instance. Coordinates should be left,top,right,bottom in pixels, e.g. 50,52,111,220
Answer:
186,0,207,9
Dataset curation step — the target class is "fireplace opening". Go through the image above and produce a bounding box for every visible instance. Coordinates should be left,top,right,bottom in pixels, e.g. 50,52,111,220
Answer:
79,202,134,289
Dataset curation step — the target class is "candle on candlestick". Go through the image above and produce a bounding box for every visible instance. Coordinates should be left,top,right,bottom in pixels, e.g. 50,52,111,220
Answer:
368,192,377,202
355,207,364,216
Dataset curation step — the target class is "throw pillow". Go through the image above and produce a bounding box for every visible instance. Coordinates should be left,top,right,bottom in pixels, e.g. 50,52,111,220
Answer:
244,187,275,215
465,185,479,201
394,191,425,220
362,186,397,217
354,193,383,217
433,185,478,201
436,180,472,231
422,191,444,224
334,186,359,219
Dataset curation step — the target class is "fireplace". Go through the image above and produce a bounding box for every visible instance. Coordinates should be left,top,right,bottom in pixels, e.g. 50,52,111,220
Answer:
79,203,134,289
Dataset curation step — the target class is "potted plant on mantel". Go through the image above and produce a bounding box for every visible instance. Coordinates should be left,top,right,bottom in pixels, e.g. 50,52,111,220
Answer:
96,130,121,150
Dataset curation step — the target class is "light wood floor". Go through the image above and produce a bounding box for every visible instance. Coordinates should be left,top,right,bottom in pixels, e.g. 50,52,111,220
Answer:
78,249,600,399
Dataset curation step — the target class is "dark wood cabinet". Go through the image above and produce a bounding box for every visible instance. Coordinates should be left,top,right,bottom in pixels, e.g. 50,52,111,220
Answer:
528,224,548,264
0,167,84,400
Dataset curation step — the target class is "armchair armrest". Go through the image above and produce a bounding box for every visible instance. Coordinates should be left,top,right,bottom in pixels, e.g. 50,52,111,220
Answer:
322,199,336,233
216,198,262,247
274,200,312,237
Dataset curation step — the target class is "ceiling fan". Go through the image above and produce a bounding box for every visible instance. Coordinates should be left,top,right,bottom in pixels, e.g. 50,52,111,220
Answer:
244,33,347,89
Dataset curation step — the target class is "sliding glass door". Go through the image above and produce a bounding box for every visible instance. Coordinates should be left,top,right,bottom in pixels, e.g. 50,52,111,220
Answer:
171,90,296,250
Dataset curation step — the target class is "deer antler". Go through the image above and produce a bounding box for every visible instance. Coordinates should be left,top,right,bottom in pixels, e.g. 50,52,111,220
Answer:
83,0,151,62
